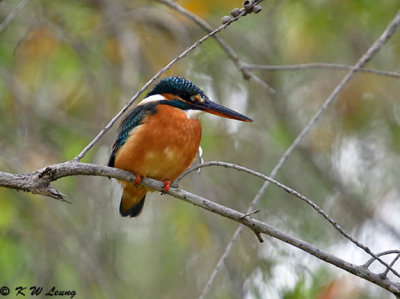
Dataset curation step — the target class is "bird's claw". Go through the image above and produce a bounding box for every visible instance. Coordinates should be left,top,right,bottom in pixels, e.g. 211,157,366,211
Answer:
135,175,143,187
161,180,171,195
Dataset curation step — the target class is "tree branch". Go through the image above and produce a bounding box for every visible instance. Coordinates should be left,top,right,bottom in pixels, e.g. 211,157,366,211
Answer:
242,63,400,79
200,10,400,298
0,0,31,34
0,162,399,295
178,161,400,278
363,250,400,268
156,0,276,94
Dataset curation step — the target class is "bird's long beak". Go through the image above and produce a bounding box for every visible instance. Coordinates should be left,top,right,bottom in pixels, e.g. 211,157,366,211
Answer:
194,100,253,122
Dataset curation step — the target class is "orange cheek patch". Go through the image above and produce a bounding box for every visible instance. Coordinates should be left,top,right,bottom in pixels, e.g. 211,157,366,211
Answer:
162,93,185,101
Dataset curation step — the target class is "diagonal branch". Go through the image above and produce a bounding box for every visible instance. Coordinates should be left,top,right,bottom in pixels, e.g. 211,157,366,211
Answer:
74,0,265,162
178,161,400,278
200,10,400,298
363,250,400,265
156,0,276,94
243,63,400,79
0,162,400,295
0,0,31,34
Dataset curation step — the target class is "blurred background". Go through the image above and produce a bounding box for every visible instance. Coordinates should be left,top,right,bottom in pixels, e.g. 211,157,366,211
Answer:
1,0,400,298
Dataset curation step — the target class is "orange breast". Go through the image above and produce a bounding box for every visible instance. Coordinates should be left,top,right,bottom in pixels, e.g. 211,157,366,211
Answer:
114,104,202,182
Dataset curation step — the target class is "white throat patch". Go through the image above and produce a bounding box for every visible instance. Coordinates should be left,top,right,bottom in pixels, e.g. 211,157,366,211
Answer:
185,109,203,119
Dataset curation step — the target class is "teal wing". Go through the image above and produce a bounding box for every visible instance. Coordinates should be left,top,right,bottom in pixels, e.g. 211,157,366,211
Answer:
108,103,157,167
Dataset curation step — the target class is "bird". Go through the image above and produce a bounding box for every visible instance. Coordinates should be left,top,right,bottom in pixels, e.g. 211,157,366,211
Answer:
108,76,252,217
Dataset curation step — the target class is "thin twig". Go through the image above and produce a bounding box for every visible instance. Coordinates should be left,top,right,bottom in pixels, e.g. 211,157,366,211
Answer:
239,208,261,219
200,10,400,298
0,162,399,295
74,0,264,162
156,0,275,94
0,0,30,34
255,232,264,243
363,250,400,268
383,253,400,278
179,161,400,279
243,63,400,79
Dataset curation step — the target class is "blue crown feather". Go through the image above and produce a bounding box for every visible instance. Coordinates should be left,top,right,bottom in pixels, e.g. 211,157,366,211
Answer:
147,76,208,101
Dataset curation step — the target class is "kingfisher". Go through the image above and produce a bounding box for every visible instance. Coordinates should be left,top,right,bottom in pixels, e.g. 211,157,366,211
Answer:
108,76,252,217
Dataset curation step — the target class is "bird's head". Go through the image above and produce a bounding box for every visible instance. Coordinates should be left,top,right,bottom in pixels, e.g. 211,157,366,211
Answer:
143,76,252,122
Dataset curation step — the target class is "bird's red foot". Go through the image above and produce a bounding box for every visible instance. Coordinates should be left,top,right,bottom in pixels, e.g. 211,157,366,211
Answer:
161,180,171,195
135,175,143,187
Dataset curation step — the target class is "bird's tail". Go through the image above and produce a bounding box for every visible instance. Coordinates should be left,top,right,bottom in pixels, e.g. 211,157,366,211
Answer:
119,182,147,217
